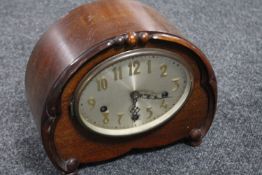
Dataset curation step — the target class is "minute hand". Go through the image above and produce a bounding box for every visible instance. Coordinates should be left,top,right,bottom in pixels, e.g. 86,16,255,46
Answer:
139,91,170,100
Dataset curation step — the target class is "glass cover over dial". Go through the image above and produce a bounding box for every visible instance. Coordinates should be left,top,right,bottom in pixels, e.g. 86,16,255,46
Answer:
73,49,193,136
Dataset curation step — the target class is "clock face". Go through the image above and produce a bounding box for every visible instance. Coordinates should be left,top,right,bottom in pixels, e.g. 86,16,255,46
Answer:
73,49,193,136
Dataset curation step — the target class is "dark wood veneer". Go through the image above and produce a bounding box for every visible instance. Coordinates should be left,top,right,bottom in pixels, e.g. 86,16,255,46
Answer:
25,0,217,174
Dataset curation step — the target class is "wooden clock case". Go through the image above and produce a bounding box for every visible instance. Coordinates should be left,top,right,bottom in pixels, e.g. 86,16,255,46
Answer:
25,0,217,174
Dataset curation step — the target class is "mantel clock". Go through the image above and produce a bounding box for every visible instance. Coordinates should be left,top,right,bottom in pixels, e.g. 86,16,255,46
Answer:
25,0,217,174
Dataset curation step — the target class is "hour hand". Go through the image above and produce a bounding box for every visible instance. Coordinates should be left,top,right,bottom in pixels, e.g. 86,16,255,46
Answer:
130,91,141,121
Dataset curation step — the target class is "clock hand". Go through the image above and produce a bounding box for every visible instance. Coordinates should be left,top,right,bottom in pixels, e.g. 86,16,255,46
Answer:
139,91,170,100
130,91,141,121
129,90,169,121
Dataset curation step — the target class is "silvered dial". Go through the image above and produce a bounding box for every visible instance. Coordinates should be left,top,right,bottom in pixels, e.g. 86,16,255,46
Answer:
73,49,193,136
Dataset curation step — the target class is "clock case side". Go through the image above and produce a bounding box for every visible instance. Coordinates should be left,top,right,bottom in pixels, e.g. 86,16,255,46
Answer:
24,0,217,174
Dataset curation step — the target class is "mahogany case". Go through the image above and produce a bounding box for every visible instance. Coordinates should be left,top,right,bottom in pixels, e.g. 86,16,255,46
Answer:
25,0,217,174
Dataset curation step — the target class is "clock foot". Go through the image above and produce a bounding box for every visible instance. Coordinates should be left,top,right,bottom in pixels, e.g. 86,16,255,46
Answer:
187,129,203,147
62,158,79,175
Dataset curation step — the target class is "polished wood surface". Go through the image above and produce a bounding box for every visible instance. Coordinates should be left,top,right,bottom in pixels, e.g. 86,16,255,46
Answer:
25,0,217,174
25,0,178,130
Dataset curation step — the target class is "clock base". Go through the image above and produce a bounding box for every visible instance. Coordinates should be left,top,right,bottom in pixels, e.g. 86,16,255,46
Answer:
60,135,203,175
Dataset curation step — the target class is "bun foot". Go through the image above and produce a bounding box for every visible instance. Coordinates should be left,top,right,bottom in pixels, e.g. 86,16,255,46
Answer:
187,129,203,147
62,158,79,175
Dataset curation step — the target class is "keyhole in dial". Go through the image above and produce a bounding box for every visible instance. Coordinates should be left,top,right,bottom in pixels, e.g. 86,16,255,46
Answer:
100,106,108,113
